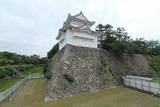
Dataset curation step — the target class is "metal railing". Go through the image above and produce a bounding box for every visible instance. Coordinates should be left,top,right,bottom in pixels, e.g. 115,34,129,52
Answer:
0,73,44,102
123,75,160,95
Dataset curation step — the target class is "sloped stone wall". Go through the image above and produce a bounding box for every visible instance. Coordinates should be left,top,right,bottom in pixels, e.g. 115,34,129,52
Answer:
45,44,157,101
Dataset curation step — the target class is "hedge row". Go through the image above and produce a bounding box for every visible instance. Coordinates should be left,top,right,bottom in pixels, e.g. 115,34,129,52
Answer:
0,59,15,65
0,64,34,79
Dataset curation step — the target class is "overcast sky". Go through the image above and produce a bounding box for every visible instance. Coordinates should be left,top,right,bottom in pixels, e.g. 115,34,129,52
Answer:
0,0,160,57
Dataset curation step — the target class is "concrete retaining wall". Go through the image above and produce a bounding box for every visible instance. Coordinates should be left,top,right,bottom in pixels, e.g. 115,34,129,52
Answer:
0,73,44,102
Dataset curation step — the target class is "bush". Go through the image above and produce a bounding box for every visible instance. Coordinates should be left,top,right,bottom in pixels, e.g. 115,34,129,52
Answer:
0,51,46,65
0,64,35,79
14,64,34,72
0,59,15,65
0,69,6,78
151,78,160,83
23,67,43,76
63,73,75,83
149,57,160,74
0,67,15,79
111,41,127,54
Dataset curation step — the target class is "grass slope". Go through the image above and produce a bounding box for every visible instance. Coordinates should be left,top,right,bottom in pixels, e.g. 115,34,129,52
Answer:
0,77,22,92
0,79,160,107
0,67,43,93
0,64,33,68
152,78,160,83
23,67,43,76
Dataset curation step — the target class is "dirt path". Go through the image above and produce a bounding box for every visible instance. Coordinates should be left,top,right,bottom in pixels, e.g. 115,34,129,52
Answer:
0,79,45,107
0,79,160,107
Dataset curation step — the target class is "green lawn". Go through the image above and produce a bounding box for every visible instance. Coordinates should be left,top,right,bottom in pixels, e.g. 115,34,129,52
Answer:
0,79,160,107
152,78,160,83
0,66,43,93
0,77,22,93
0,64,33,68
23,67,43,76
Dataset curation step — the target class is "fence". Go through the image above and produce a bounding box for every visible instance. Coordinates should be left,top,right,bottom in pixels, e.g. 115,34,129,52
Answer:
0,73,44,102
122,75,160,95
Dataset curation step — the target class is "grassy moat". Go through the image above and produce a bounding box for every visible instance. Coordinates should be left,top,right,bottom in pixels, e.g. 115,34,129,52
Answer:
0,67,43,93
0,77,22,93
0,79,160,107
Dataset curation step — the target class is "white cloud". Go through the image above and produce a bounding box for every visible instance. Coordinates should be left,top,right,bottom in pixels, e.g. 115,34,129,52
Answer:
0,0,160,56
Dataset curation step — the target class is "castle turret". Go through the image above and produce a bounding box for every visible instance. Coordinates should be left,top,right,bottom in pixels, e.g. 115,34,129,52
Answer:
56,12,98,50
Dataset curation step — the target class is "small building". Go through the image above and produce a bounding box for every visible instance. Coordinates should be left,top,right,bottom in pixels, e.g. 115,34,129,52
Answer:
56,12,98,50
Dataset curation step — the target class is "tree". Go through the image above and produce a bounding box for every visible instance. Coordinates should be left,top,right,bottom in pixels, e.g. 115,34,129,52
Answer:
96,24,116,48
47,43,59,59
96,24,160,55
115,27,130,41
0,51,46,65
96,24,130,54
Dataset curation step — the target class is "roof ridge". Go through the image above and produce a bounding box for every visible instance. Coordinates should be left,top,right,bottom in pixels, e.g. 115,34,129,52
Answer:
72,11,89,21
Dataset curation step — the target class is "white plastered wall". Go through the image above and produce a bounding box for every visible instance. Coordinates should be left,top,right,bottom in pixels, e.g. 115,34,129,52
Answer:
59,29,97,50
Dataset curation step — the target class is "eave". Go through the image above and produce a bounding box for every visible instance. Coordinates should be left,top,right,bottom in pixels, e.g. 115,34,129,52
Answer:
71,27,99,36
56,29,65,40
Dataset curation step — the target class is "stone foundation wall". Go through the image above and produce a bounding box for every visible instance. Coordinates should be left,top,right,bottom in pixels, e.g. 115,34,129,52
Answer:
45,44,156,101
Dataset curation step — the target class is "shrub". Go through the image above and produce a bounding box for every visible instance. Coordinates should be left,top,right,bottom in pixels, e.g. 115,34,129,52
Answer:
151,78,160,83
23,67,43,76
0,59,15,65
0,67,15,79
14,64,34,72
0,69,6,78
149,57,160,74
63,73,75,83
0,64,35,79
0,51,46,65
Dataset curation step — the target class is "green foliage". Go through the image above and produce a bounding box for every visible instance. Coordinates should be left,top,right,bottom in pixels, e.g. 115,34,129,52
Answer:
0,77,22,92
110,41,127,55
47,43,59,59
97,24,130,54
42,63,48,74
0,59,15,65
0,67,16,79
0,52,47,65
97,24,160,55
151,78,160,83
43,60,51,79
39,57,47,65
44,43,59,77
14,64,34,71
0,64,34,79
63,73,75,83
0,52,22,64
23,67,43,76
149,57,160,73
